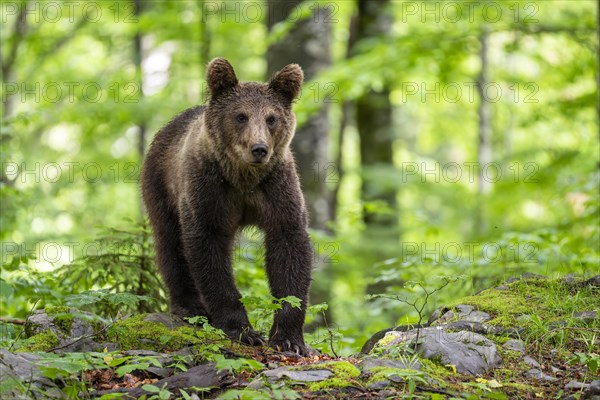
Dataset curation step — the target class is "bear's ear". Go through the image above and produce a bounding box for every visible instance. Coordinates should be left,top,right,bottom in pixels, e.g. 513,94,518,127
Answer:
268,64,304,104
207,58,239,98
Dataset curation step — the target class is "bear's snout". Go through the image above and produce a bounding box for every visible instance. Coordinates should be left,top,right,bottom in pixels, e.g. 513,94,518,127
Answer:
251,144,268,163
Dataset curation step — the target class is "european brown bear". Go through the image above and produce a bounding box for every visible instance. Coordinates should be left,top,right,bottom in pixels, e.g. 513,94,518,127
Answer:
141,58,313,355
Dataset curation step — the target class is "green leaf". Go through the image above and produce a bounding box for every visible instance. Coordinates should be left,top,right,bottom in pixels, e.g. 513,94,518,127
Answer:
0,279,14,298
280,296,302,309
115,363,149,377
146,357,163,368
141,384,161,393
185,316,208,325
105,357,131,367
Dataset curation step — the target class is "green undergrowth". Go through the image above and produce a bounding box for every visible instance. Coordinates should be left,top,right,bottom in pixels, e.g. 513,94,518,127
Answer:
442,275,600,397
451,277,599,337
6,275,599,400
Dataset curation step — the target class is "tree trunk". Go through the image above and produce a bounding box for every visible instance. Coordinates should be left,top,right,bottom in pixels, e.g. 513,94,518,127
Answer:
353,0,397,233
1,3,27,122
266,0,332,231
597,0,600,144
133,0,146,162
475,25,492,235
198,0,211,98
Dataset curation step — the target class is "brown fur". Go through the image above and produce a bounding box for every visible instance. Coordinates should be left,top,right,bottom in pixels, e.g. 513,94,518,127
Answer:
141,58,313,354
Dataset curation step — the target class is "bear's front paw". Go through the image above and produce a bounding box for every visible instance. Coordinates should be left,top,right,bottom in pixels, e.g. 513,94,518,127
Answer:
269,336,309,356
226,328,266,347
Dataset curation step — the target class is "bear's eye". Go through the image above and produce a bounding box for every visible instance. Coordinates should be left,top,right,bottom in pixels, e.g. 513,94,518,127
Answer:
236,113,248,123
266,116,276,126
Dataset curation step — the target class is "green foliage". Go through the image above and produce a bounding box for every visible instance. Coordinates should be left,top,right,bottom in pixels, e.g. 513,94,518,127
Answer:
64,289,155,312
213,354,264,374
367,366,429,396
55,222,165,316
12,351,108,398
241,294,302,333
217,389,273,400
1,221,163,319
570,352,600,375
1,253,65,318
140,383,172,400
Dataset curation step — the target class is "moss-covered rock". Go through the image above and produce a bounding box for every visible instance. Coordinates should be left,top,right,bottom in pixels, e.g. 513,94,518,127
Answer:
21,330,60,352
366,366,426,386
24,307,103,339
50,314,74,335
45,306,70,315
303,361,360,391
105,314,224,352
450,276,600,332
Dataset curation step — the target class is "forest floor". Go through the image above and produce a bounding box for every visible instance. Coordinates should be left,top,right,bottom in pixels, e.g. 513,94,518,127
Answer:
1,273,599,399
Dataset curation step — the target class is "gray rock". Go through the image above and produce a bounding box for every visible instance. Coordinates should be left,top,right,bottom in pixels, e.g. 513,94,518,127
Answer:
0,349,63,399
434,305,490,325
98,342,119,352
26,308,102,338
455,304,474,315
581,275,600,287
562,274,579,284
360,325,424,354
456,305,491,323
368,380,391,390
521,273,547,280
517,315,530,322
524,368,557,381
503,339,525,353
247,377,265,389
143,313,187,329
382,328,502,375
427,308,448,325
360,357,421,372
495,285,510,290
506,273,546,284
574,311,598,322
523,356,540,368
25,308,106,352
583,380,600,399
146,367,172,379
549,320,567,330
263,366,333,383
434,310,455,325
445,321,506,336
388,374,407,383
565,380,590,390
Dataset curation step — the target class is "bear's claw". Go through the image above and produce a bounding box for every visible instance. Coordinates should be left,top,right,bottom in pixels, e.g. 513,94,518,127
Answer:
269,337,309,356
233,328,266,347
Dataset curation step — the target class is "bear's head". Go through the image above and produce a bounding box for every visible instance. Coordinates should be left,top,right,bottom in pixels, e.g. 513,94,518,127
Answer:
204,58,303,168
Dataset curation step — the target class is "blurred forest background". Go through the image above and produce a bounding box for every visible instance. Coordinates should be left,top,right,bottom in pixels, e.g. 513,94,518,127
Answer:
1,0,598,354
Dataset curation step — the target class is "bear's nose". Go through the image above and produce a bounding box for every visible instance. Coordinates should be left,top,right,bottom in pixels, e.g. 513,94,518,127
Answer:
251,144,268,160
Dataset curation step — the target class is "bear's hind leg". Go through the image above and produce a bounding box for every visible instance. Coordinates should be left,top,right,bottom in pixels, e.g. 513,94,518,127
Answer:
149,203,209,319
